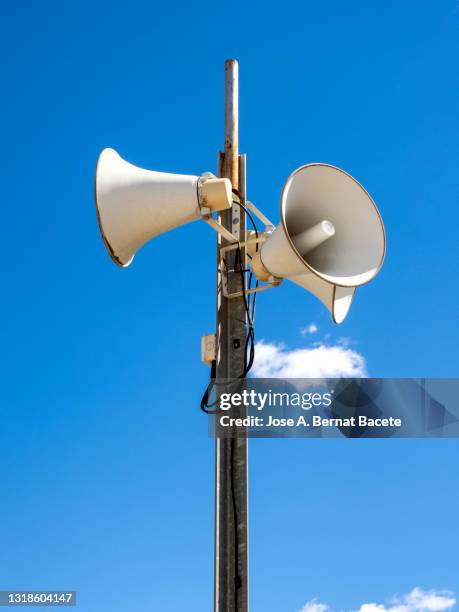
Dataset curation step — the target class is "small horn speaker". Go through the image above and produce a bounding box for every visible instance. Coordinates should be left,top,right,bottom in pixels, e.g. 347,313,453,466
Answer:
251,164,386,323
95,148,232,267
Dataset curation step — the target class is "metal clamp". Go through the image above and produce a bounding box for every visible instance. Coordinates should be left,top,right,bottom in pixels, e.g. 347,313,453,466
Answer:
203,200,281,299
221,276,282,299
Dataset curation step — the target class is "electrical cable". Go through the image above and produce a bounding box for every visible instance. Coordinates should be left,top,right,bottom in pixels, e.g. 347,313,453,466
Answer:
200,193,259,600
200,196,260,412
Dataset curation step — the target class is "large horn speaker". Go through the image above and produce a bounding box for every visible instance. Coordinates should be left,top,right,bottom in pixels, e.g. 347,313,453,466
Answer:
251,164,386,323
95,148,232,267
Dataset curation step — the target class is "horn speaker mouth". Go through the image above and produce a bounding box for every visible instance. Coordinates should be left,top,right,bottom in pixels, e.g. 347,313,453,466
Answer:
94,149,132,267
280,163,386,288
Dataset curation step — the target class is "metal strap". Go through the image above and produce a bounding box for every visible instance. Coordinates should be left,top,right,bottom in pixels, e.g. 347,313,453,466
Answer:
245,200,275,229
204,216,238,243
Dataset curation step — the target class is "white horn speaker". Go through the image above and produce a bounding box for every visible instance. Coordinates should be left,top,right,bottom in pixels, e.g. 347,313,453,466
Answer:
95,148,232,267
251,164,386,323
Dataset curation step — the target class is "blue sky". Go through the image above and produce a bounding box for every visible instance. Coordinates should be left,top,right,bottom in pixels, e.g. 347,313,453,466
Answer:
1,1,458,611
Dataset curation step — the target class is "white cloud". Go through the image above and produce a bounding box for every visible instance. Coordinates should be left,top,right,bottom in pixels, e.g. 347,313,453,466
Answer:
252,340,367,378
299,588,456,612
386,588,456,612
300,599,330,612
301,323,319,335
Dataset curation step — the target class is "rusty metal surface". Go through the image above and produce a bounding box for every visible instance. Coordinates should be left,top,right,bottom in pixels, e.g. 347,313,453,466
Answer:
214,59,249,612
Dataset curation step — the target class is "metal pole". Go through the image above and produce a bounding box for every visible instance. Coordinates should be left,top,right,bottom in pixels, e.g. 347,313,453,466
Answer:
214,59,249,612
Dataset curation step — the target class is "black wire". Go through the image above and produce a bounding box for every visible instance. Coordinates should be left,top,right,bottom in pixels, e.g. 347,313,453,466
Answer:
236,200,259,374
230,437,242,597
200,196,260,412
236,201,259,250
200,194,257,600
235,243,255,377
220,251,255,375
200,360,218,414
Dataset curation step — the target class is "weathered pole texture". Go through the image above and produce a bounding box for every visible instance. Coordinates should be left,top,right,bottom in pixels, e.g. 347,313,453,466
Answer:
214,59,249,612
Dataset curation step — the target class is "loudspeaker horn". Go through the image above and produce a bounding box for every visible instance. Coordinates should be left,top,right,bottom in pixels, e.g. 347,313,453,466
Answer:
251,164,386,323
95,148,232,266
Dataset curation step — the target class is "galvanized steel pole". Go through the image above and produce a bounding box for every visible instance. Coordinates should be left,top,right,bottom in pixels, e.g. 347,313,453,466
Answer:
214,59,249,612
